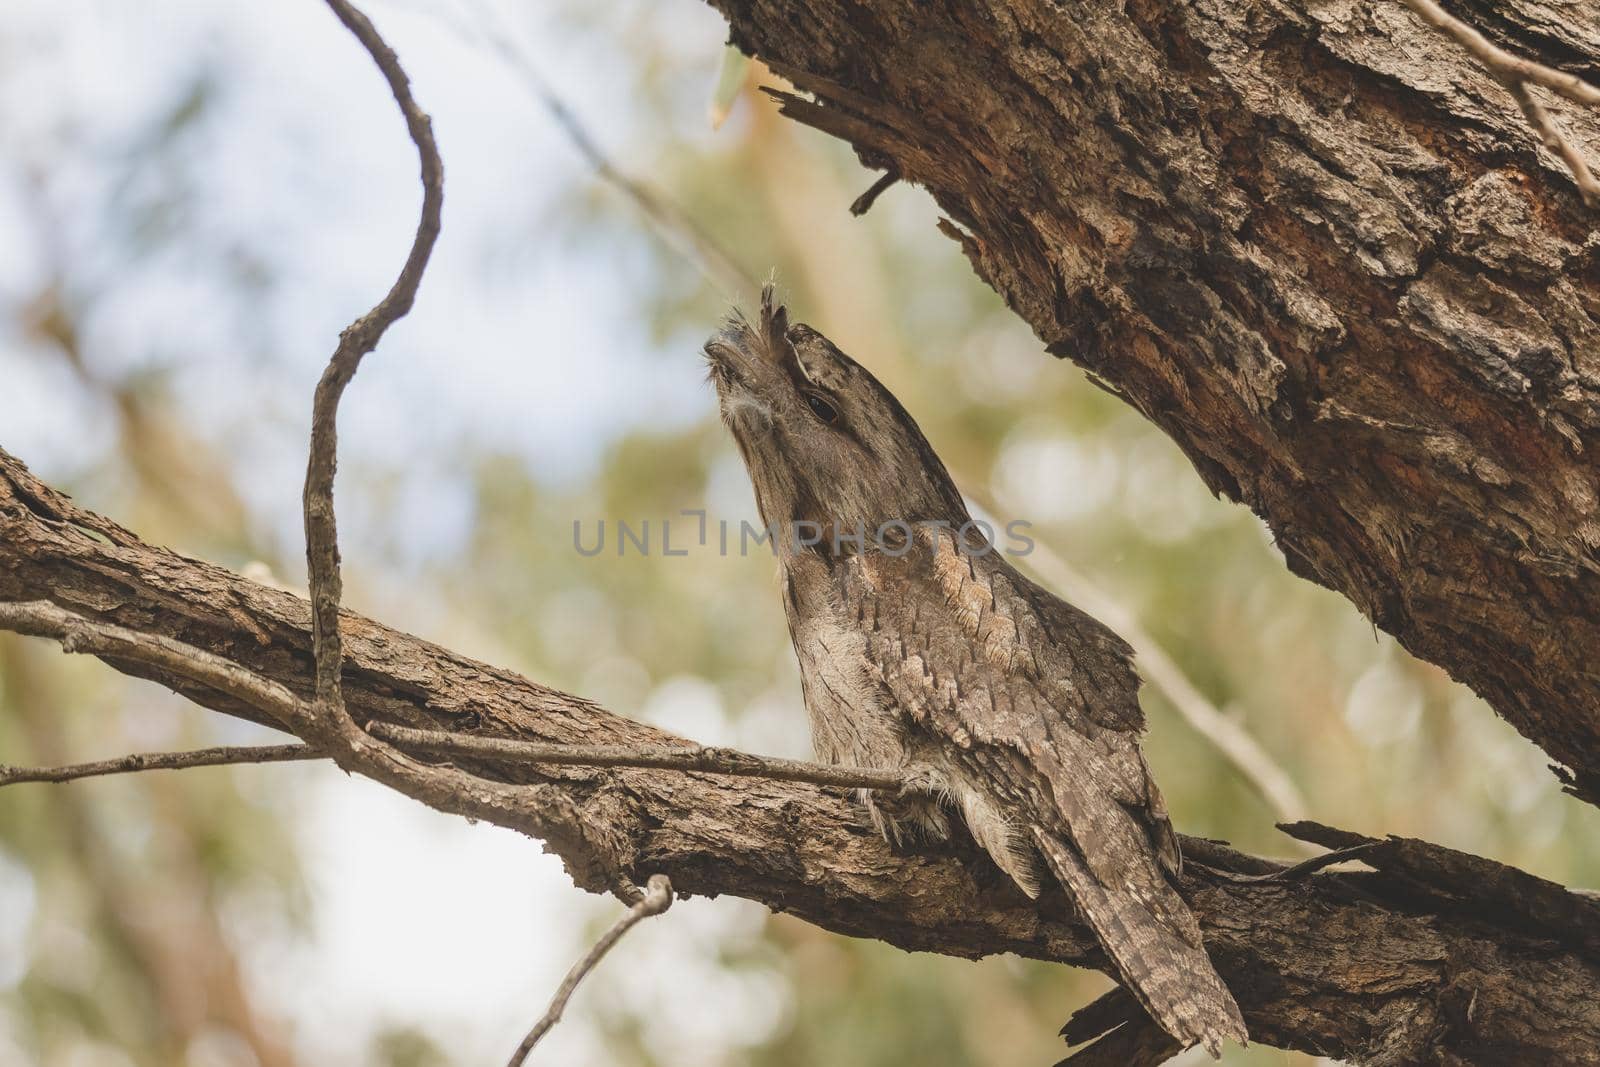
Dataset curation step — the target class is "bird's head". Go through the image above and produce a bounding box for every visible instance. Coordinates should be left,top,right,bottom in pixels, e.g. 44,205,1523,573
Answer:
704,286,968,550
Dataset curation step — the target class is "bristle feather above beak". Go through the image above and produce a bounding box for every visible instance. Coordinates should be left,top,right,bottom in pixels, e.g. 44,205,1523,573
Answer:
760,283,790,363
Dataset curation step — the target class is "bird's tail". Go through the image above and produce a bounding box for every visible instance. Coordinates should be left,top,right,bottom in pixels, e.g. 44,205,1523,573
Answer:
1033,829,1246,1057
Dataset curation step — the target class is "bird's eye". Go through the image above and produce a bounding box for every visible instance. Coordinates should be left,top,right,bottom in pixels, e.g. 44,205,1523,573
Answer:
804,393,839,424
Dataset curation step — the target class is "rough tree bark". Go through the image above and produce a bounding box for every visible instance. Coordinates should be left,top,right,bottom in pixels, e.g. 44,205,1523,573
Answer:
6,451,1600,1063
703,0,1600,803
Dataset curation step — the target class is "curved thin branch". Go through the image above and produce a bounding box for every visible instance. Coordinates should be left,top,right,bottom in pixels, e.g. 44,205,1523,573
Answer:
506,874,674,1067
304,0,444,720
293,0,604,885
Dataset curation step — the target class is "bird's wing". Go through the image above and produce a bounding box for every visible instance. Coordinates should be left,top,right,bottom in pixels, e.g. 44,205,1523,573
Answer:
843,530,1178,872
840,531,1245,1053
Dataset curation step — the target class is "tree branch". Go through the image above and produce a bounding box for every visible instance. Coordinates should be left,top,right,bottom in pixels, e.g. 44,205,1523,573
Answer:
0,600,910,803
0,744,318,787
506,873,674,1067
4,451,1598,1064
368,722,909,792
0,600,307,728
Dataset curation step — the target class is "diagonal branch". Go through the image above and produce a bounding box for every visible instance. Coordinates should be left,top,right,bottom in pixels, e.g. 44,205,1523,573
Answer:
4,452,1599,1064
443,1,759,296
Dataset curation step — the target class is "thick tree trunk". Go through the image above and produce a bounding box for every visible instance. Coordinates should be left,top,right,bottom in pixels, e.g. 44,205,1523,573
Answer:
6,450,1600,1063
705,0,1600,802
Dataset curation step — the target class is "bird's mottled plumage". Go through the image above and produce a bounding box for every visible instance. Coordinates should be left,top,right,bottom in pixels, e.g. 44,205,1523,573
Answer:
705,287,1246,1056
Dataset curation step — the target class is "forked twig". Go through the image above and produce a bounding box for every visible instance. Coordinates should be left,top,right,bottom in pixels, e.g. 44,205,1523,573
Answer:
1401,0,1600,205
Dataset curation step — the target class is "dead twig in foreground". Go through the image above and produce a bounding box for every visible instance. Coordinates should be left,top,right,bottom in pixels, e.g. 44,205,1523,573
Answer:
506,874,675,1067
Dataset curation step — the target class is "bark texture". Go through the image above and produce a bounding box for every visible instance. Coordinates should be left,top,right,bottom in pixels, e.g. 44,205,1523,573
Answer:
705,0,1600,802
6,450,1600,1063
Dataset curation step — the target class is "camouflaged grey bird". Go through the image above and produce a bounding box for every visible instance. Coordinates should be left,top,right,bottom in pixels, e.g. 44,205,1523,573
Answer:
704,287,1247,1057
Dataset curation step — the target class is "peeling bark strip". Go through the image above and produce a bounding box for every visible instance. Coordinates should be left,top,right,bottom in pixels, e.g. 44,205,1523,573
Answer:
5,451,1600,1063
708,0,1600,802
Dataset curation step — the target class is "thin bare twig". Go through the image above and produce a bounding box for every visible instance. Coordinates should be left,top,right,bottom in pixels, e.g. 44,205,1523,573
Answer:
1510,81,1600,205
300,0,865,947
506,873,674,1067
0,744,318,787
849,166,900,217
1400,0,1600,205
1399,0,1600,107
367,721,909,791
